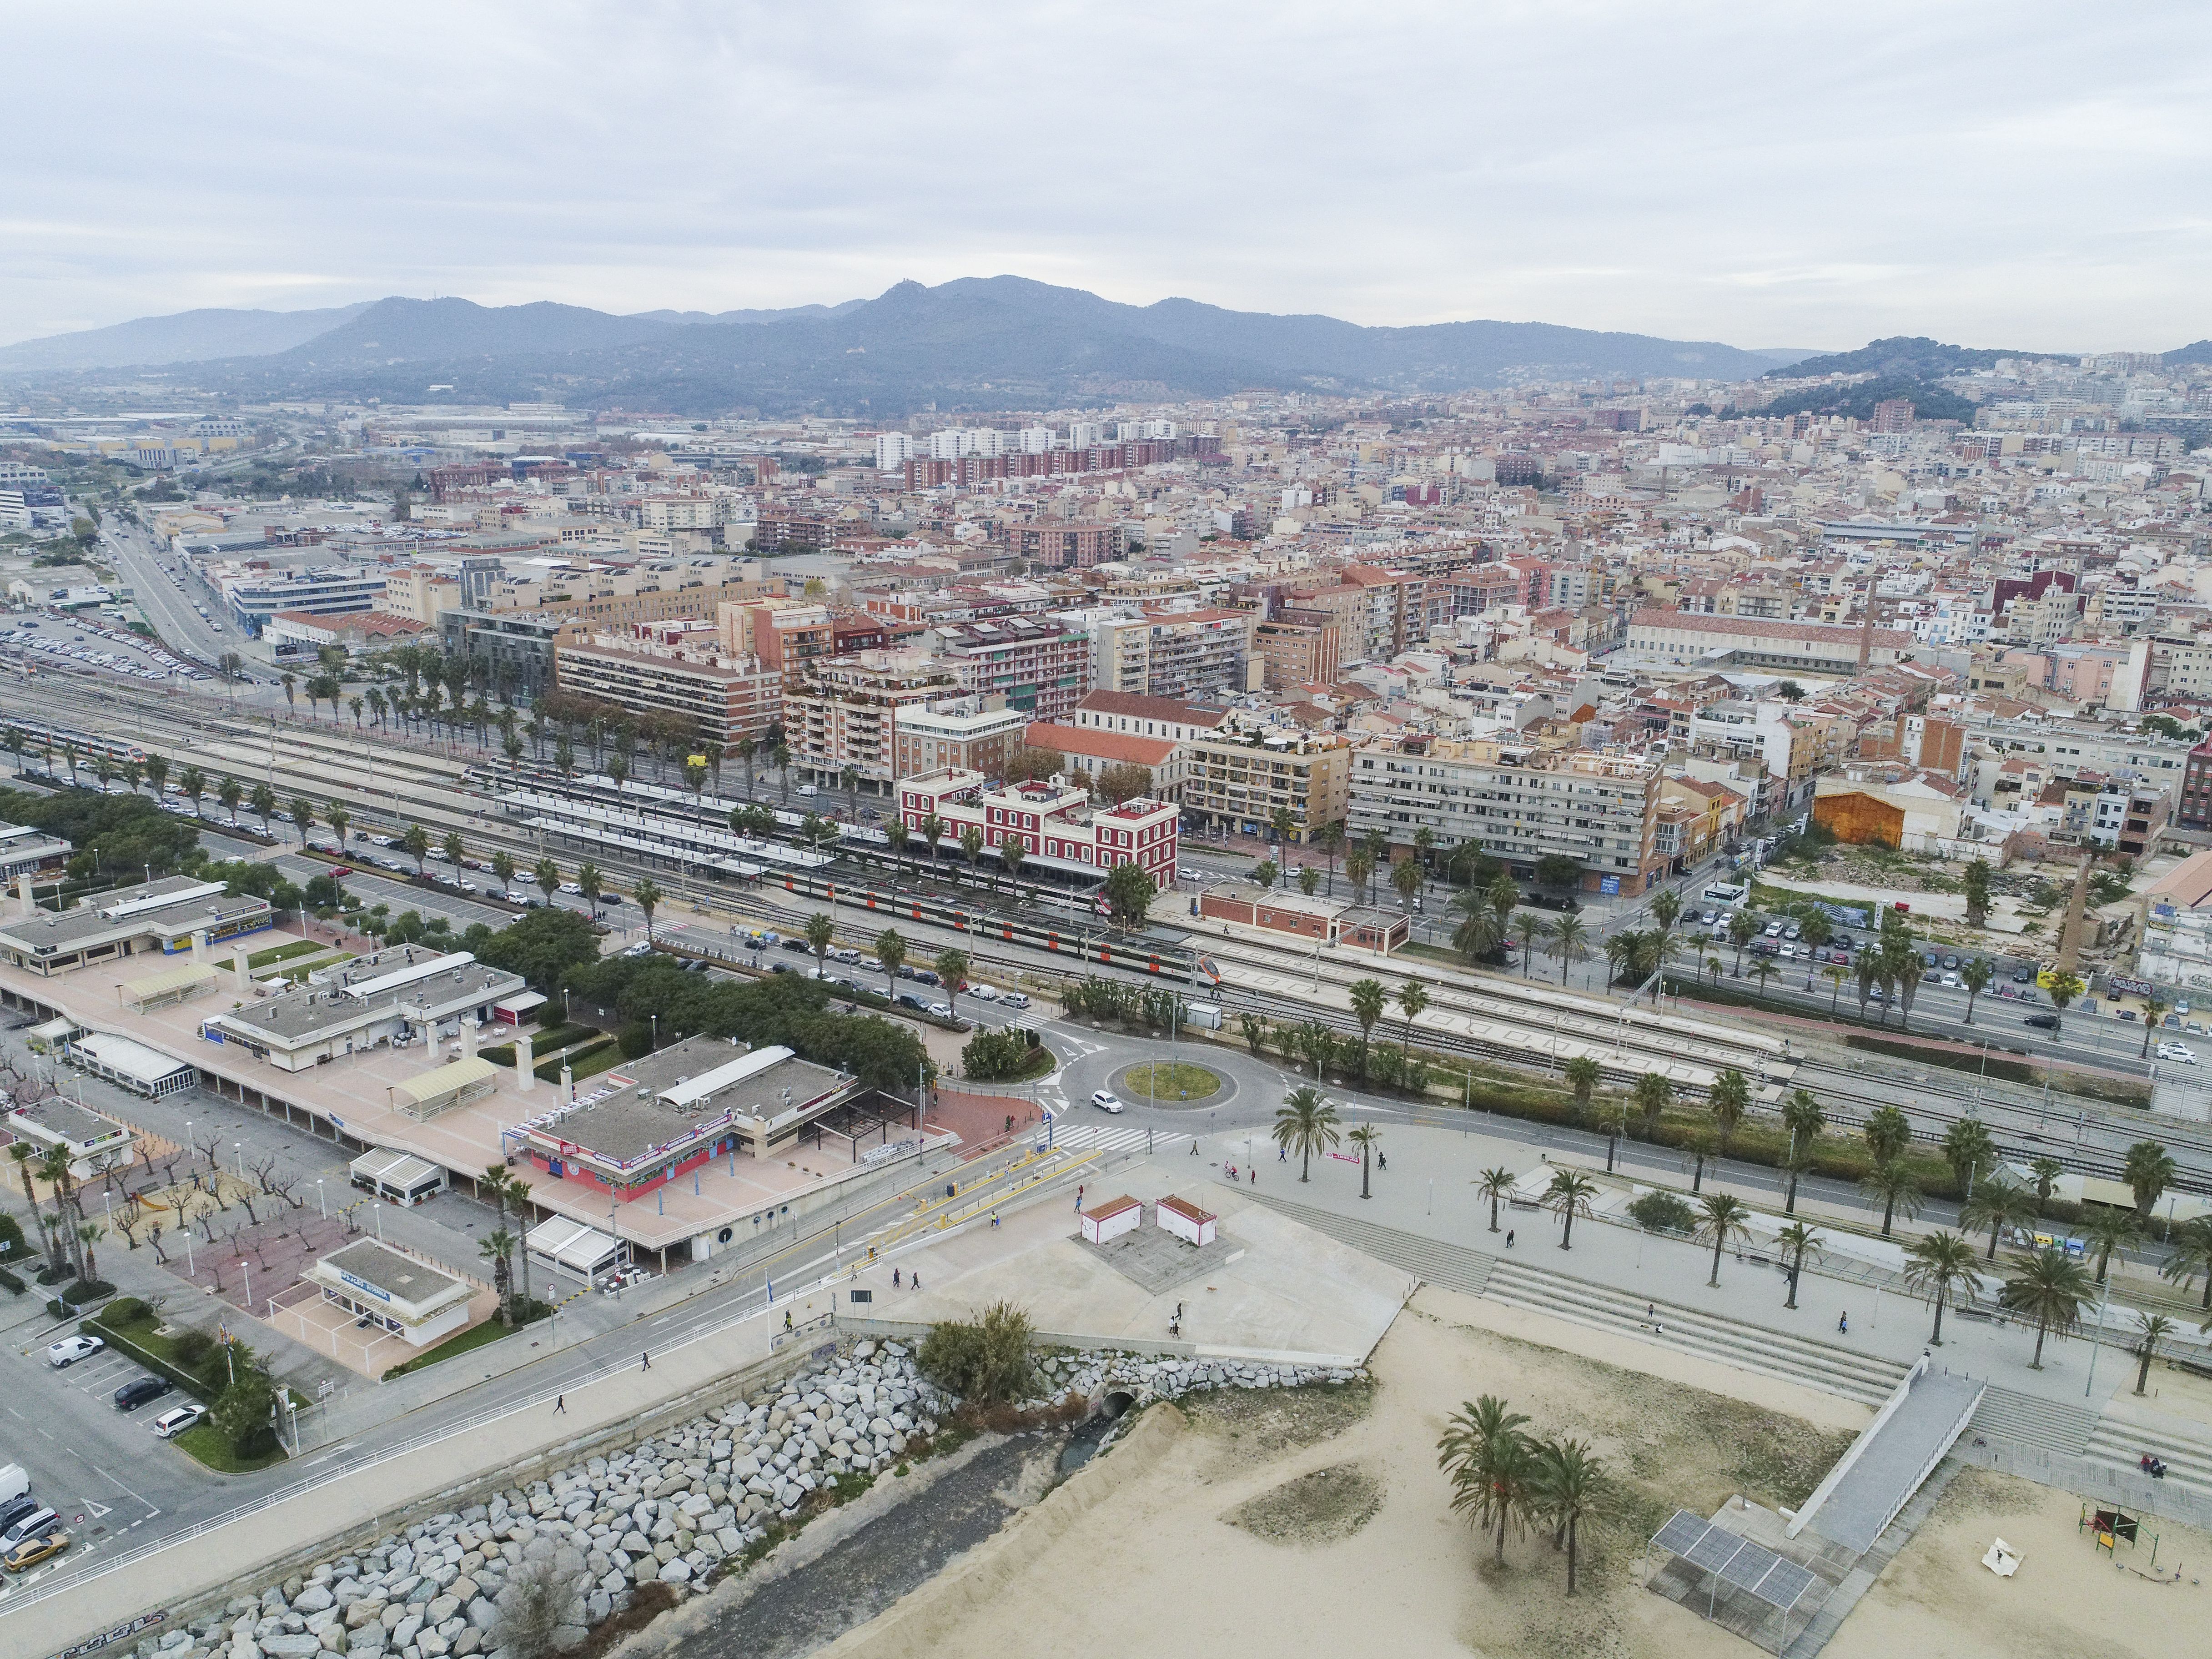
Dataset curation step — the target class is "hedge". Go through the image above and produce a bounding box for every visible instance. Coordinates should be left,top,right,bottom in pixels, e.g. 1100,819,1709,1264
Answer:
539,1037,615,1081
0,1264,22,1296
87,1307,228,1403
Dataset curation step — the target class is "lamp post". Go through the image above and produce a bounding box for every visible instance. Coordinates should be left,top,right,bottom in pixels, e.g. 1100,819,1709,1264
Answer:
316,1178,326,1218
239,1259,252,1309
234,1141,244,1181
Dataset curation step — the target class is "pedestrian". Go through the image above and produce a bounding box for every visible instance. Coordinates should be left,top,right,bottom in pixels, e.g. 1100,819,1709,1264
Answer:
640,1350,651,1371
1647,1302,1654,1319
912,1272,921,1290
1838,1312,1849,1335
1505,1229,1514,1248
783,1310,792,1331
893,1267,901,1288
1377,1151,1387,1171
554,1394,566,1415
1278,1143,1287,1161
990,1210,1000,1229
1190,1140,1198,1155
1249,1166,1256,1185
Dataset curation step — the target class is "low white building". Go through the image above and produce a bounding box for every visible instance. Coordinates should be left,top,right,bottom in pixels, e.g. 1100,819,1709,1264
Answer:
1155,1194,1217,1247
303,1238,474,1348
1080,1193,1142,1244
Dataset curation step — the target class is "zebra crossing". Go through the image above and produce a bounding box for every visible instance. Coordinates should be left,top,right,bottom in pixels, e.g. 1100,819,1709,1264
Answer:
1043,1121,1187,1153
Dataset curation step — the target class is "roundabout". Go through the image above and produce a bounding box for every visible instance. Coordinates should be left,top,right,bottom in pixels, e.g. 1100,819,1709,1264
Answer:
1112,1059,1230,1107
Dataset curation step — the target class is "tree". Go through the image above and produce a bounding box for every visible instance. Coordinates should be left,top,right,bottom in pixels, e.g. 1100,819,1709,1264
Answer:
1775,679,1805,703
1297,865,1320,897
1962,856,1992,927
774,742,793,802
1271,804,1295,846
479,1227,517,1325
442,830,466,870
1345,848,1375,913
1348,977,1387,1055
327,802,349,849
805,912,835,979
2081,1206,2140,1285
998,837,1026,891
1776,1220,1822,1309
2123,1139,2179,1224
1317,819,1344,896
1252,859,1279,892
2141,996,2168,1059
1859,1158,1922,1237
1449,883,1509,962
1633,1071,1672,1140
576,862,601,915
1533,852,1582,892
1903,1230,1984,1345
2157,1217,2212,1311
1941,1116,1995,1197
1563,1055,1600,1125
1347,1123,1382,1199
1708,1068,1749,1160
1513,912,1552,979
1727,909,1758,975
218,776,244,822
533,857,559,906
1862,1103,1912,1164
2044,970,2084,1029
1547,1168,1598,1250
1694,1191,1752,1285
1960,956,1992,1023
2134,1312,2177,1396
143,753,168,800
1961,1179,2038,1262
210,1362,277,1458
1094,762,1153,804
875,928,906,1000
1777,1088,1825,1214
1438,1395,1533,1568
401,823,430,875
2000,1244,2093,1369
1550,913,1590,986
1530,1437,1609,1596
289,796,315,845
1273,1085,1341,1182
634,876,661,941
1477,1166,1514,1233
1103,860,1156,927
2029,1156,2065,1212
934,947,970,1021
1391,854,1423,914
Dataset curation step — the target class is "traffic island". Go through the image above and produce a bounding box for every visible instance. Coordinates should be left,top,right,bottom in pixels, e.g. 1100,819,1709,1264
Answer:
1115,1061,1222,1104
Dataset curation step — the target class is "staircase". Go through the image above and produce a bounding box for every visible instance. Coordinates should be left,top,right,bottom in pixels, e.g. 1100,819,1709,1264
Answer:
1240,1190,1496,1297
2083,1406,2212,1496
1968,1385,2096,1457
1481,1258,1908,1408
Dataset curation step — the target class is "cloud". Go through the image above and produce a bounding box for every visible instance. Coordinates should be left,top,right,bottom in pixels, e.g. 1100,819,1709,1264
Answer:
4,1,2210,352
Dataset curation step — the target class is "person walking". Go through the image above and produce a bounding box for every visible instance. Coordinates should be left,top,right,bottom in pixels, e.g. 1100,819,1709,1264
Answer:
783,1310,792,1331
893,1267,901,1288
554,1394,566,1415
640,1351,651,1371
990,1210,1000,1229
912,1272,922,1290
1277,1143,1287,1161
1505,1229,1515,1248
1837,1312,1849,1335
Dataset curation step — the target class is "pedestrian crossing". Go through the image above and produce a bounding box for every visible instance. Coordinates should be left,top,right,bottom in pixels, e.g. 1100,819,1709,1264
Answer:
1043,1122,1186,1153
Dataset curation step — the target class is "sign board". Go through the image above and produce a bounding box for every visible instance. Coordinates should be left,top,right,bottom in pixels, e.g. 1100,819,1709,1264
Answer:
337,1268,394,1305
1813,901,1870,930
1599,875,1621,895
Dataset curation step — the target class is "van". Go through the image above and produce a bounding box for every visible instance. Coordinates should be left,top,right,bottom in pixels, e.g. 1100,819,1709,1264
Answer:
0,1506,56,1549
0,1464,27,1508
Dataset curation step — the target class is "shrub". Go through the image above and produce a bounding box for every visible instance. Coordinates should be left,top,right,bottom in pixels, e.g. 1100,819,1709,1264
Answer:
0,1212,24,1257
1629,1191,1694,1234
170,1327,215,1367
618,1022,654,1059
210,1368,277,1457
101,1295,149,1324
0,1265,22,1295
918,1302,1035,1407
960,1028,1038,1081
62,1277,114,1306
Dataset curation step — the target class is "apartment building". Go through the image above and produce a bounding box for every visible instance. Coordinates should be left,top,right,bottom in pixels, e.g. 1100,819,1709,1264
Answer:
1089,606,1257,699
1020,722,1182,800
890,703,1027,780
1000,523,1121,570
1071,690,1230,744
927,617,1090,724
382,567,463,624
1348,739,1663,896
1624,609,1915,674
1181,727,1352,845
781,650,957,791
896,769,1178,888
1254,617,1341,689
553,632,780,752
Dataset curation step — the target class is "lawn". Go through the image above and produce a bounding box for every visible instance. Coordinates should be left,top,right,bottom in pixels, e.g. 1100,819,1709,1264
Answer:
174,1421,287,1474
1122,1061,1222,1102
382,1315,517,1379
247,938,327,969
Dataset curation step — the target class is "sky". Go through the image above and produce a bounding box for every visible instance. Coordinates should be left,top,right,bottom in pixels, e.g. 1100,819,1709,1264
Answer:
5,1,2210,353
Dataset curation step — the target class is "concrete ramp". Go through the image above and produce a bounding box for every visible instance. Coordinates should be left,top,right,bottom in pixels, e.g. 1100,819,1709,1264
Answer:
1788,1357,1984,1555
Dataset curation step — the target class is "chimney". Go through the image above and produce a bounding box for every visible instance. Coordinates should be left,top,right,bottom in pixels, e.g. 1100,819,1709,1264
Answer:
14,873,30,918
231,941,253,993
515,1028,535,1092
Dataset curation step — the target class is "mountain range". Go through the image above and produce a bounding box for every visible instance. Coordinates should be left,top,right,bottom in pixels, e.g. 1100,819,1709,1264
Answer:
0,277,1821,415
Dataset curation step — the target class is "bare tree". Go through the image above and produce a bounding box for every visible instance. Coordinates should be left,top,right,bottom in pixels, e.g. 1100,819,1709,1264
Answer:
146,1222,168,1264
250,1153,282,1196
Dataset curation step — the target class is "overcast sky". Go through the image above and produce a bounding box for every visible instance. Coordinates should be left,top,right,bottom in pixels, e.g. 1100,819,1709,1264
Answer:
5,2,2208,353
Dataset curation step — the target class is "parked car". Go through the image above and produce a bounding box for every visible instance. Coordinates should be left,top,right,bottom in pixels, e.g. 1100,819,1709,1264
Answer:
2025,1013,2061,1030
0,1507,58,1549
151,1403,207,1439
1090,1090,1124,1114
1000,991,1031,1010
45,1335,103,1368
113,1376,172,1412
2159,1042,2197,1064
967,984,1000,1001
2,1529,66,1573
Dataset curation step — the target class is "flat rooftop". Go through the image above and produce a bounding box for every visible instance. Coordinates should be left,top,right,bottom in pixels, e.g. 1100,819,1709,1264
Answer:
0,878,268,953
10,1095,129,1147
225,955,522,1044
318,1238,467,1308
533,1035,855,1167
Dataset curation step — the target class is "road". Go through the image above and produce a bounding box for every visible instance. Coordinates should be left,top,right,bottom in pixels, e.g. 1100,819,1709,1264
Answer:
97,518,235,675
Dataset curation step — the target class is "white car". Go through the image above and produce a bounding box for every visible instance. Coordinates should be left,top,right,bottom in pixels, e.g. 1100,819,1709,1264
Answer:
2159,1042,2197,1064
45,1334,104,1368
558,882,582,895
1000,991,1031,1010
151,1403,207,1439
1090,1090,1124,1114
967,984,1000,1002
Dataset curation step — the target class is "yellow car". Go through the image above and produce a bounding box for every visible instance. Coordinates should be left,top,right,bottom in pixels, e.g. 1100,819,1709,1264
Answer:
3,1531,68,1573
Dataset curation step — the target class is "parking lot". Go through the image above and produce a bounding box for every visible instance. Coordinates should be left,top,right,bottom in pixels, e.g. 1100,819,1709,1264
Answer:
272,854,516,934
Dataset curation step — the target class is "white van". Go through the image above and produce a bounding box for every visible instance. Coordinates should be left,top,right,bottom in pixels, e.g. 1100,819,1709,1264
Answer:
0,1463,27,1507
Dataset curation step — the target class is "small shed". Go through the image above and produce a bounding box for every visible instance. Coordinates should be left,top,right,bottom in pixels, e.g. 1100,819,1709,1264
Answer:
1081,1193,1142,1244
527,1215,626,1281
348,1146,448,1206
392,1055,499,1120
1156,1194,1217,1247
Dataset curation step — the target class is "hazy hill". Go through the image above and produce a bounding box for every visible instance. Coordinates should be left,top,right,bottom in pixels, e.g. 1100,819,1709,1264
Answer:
0,302,374,371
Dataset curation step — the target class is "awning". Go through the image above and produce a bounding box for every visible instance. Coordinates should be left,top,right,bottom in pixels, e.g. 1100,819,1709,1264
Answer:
349,1146,446,1196
121,962,218,1009
393,1055,499,1118
527,1215,623,1276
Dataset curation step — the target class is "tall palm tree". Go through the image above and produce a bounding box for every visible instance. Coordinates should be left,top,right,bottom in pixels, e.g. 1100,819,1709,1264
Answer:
1347,1123,1382,1199
1707,1068,1749,1160
1902,1230,1984,1344
1779,1088,1825,1214
1961,1179,2038,1262
1960,956,1992,1023
2000,1245,2093,1369
2157,1216,2212,1311
875,929,906,1000
480,1164,516,1323
1476,1166,1514,1233
1550,912,1590,986
2081,1206,2140,1285
920,813,945,874
179,764,205,818
1273,1086,1340,1182
1563,1055,1600,1125
1776,1220,1822,1309
1546,1168,1598,1250
1449,884,1507,962
1397,979,1429,1056
1862,1104,1912,1164
1514,912,1553,979
634,875,661,941
1438,1395,1533,1567
1859,1157,1922,1237
934,947,970,1021
1345,847,1376,911
1348,977,1387,1056
2134,1312,2177,1395
1318,818,1343,897
806,912,836,977
1727,909,1757,975
1694,1192,1752,1286
2124,1139,2180,1227
1633,1071,1672,1140
1530,1438,1610,1595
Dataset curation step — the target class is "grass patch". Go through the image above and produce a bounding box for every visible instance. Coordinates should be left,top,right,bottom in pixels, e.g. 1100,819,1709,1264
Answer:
381,1307,545,1379
247,938,327,969
567,1041,628,1081
1122,1060,1221,1102
174,1421,287,1474
87,1305,229,1401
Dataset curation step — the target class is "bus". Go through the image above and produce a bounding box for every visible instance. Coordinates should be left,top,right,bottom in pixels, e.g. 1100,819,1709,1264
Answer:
1702,880,1749,907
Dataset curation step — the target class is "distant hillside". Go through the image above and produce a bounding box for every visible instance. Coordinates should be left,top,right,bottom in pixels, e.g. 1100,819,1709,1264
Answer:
2164,339,2212,366
0,302,374,371
0,278,1869,414
1763,335,2068,382
1751,375,1980,425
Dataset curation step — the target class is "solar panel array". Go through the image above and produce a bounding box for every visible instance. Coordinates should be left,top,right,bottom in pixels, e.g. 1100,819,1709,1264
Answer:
1651,1510,1818,1611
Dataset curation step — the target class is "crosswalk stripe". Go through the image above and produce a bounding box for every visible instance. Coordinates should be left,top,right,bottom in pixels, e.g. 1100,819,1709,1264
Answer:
1043,1124,1186,1151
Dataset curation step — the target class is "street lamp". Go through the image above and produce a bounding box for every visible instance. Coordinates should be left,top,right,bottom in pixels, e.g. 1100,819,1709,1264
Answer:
239,1259,252,1309
317,1178,326,1218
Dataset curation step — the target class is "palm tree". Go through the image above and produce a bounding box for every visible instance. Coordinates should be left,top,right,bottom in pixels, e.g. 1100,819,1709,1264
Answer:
1727,909,1758,975
1902,1230,1984,1344
773,742,793,803
401,823,430,875
441,829,465,869
576,862,602,915
1862,1103,1912,1163
248,782,277,831
1708,1067,1749,1160
1448,882,1507,962
218,776,243,823
1476,1166,1514,1233
2081,1206,2140,1284
1694,1192,1752,1285
1347,1123,1382,1199
1397,979,1428,1056
2141,996,2169,1059
2124,1139,2179,1227
1960,957,1992,1024
479,1227,516,1322
1318,819,1344,896
998,837,1026,891
1392,855,1423,915
1348,977,1386,1056
1549,912,1590,986
327,803,349,849
875,928,906,999
2029,1156,2065,1213
919,812,945,874
290,797,315,845
9,1144,53,1277
1633,1071,1672,1140
2158,1217,2212,1311
805,912,835,978
1546,1168,1598,1251
1961,1179,2038,1262
1941,1116,1995,1197
1345,847,1376,912
1438,1395,1533,1567
1776,1220,1822,1309
1563,1055,1600,1125
1514,912,1553,979
533,857,560,907
490,849,514,896
2134,1312,2176,1395
1859,1158,1922,1237
1273,1086,1340,1182
2000,1245,2093,1369
633,876,661,941
143,753,168,800
1529,1438,1610,1595
1777,1089,1824,1214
